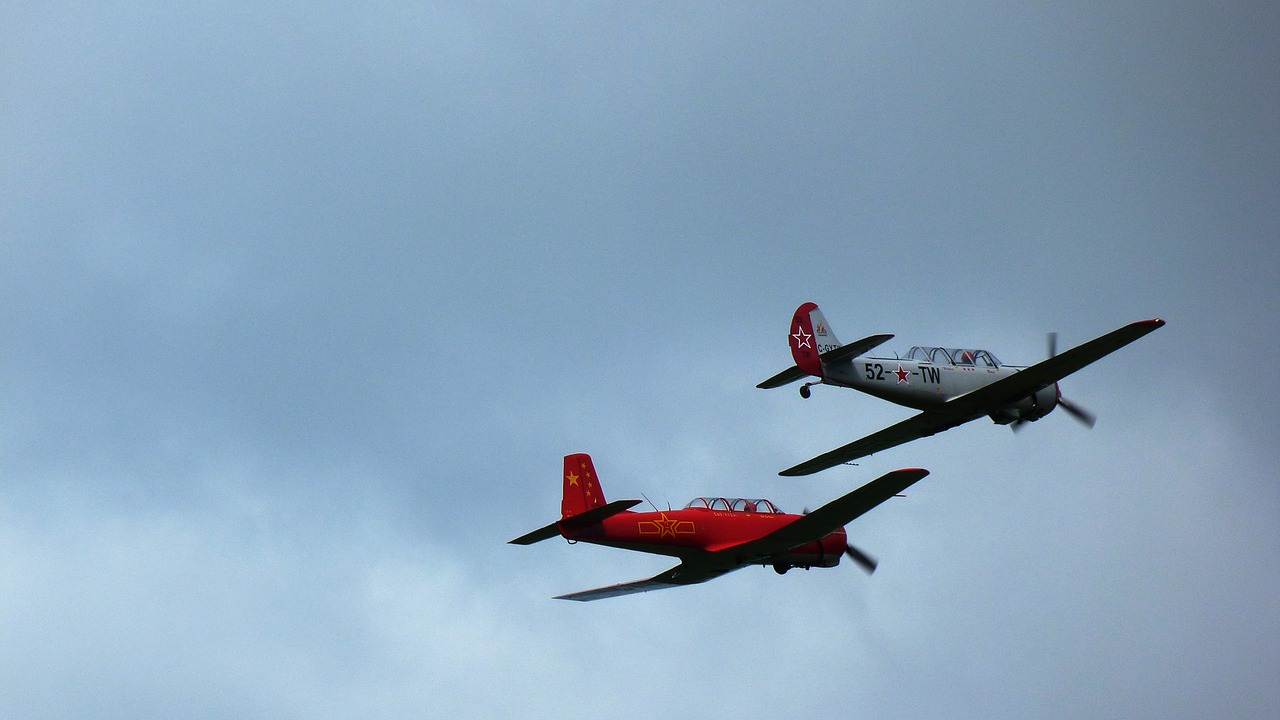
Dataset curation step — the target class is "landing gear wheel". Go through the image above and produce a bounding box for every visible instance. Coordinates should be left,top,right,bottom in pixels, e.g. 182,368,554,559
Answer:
799,384,812,399
773,563,790,575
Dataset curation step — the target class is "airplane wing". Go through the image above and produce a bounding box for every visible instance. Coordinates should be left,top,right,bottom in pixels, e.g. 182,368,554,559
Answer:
555,577,678,602
734,468,930,547
779,319,1165,476
778,412,970,475
554,560,735,602
757,333,895,389
943,318,1165,414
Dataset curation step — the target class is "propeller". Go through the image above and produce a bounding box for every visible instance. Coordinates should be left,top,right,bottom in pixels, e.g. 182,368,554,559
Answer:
1047,331,1097,429
802,507,878,574
844,544,878,574
1057,395,1097,428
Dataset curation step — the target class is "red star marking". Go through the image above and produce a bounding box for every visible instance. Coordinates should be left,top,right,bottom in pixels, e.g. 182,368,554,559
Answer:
893,364,910,384
791,324,812,349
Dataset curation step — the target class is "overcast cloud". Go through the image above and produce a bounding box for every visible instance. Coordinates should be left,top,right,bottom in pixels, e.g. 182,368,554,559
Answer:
1,2,1277,718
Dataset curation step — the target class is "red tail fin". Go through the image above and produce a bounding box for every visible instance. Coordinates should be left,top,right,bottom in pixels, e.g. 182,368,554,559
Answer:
561,453,607,518
789,302,824,377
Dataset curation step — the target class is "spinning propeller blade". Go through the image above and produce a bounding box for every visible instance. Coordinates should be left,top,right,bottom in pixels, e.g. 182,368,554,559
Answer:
844,544,877,574
1057,395,1097,428
1047,331,1096,429
800,506,878,574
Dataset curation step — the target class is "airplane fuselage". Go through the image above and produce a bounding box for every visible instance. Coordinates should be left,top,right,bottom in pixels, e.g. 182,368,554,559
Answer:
821,356,1058,423
561,508,847,570
824,356,1019,409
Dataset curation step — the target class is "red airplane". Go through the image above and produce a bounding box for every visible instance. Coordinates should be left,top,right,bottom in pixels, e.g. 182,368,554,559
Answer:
510,453,930,601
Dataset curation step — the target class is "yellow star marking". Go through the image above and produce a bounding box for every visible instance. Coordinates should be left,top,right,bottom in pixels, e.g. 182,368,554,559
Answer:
655,514,679,538
638,513,696,538
566,471,579,486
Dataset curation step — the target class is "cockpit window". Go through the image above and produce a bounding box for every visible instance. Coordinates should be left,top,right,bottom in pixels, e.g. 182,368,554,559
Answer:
907,346,951,363
753,499,781,513
974,350,1000,367
684,497,783,513
904,346,1000,367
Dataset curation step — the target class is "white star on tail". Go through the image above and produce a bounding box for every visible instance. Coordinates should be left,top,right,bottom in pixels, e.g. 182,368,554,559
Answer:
791,325,812,349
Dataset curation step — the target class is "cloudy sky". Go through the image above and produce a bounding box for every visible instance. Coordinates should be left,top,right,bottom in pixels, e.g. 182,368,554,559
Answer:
2,2,1277,717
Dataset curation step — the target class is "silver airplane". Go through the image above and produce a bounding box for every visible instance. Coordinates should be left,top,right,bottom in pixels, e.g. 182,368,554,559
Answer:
760,302,1164,476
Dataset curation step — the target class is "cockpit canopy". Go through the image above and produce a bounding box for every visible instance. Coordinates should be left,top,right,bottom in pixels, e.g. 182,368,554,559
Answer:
904,346,1001,367
683,497,783,513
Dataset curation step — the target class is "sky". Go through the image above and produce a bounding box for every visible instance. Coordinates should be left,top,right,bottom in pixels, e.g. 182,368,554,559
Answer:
1,2,1277,717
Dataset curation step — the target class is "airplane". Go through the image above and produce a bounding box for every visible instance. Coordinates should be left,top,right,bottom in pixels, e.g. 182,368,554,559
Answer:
510,452,929,601
759,302,1165,476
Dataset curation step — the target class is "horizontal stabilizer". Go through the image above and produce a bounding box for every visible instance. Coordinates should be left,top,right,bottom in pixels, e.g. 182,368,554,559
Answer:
508,499,642,545
509,522,560,546
820,333,895,365
758,333,894,389
756,365,808,390
562,499,643,527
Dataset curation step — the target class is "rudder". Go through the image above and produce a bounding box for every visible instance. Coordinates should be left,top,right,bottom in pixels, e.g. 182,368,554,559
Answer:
789,302,842,377
561,453,607,518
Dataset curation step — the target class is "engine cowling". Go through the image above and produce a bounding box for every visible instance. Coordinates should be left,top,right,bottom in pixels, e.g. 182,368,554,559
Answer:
1012,383,1060,422
773,530,847,570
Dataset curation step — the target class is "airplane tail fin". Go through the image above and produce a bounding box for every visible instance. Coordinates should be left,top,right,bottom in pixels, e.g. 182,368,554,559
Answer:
789,302,841,378
509,453,639,546
760,304,892,389
561,452,607,518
